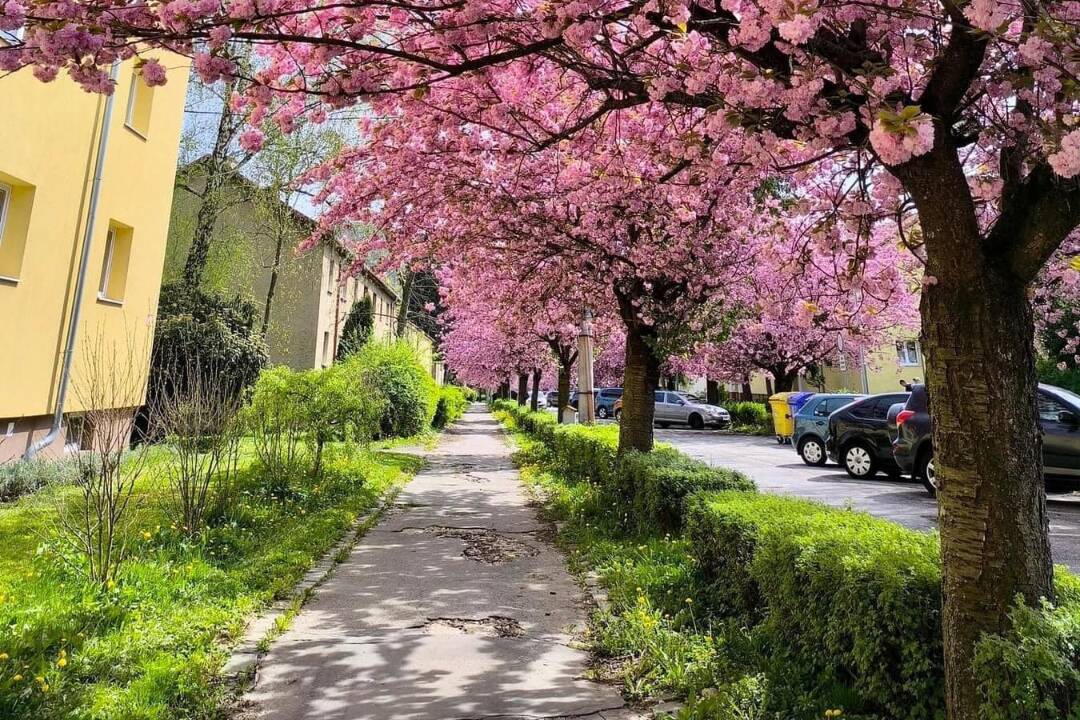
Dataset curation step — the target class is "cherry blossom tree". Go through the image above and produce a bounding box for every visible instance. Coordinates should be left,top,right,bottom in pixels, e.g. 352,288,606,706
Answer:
5,0,1080,714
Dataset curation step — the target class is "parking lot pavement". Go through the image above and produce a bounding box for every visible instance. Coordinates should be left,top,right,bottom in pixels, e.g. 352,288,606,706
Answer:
656,429,1080,570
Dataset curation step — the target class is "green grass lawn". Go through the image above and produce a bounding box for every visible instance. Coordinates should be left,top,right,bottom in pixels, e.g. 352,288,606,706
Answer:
0,442,423,719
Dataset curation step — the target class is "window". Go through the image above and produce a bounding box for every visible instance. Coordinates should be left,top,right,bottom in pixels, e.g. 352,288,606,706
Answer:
897,339,921,366
326,255,336,292
0,175,35,280
0,183,9,248
1039,394,1069,424
98,223,133,303
0,25,24,45
124,68,154,137
322,331,331,366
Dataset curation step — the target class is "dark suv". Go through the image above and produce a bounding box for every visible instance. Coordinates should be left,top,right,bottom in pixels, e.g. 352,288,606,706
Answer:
894,383,1080,495
595,388,624,419
827,392,911,478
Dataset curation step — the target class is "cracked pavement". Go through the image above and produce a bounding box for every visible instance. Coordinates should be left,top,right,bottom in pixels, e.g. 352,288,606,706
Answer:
240,407,637,720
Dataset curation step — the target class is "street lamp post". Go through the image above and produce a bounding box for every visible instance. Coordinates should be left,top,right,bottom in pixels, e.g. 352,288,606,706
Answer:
577,310,596,424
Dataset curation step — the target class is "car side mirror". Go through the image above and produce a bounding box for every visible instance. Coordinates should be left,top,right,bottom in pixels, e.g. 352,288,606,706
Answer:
1060,410,1079,426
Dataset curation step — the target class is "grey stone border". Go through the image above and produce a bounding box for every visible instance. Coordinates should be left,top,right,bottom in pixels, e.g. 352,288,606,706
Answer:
219,484,406,688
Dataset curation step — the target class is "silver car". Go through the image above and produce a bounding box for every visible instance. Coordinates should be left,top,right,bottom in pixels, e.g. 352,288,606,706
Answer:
653,391,731,429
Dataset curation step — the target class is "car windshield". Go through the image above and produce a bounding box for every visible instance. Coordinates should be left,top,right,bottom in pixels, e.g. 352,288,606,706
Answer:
675,393,702,404
1049,386,1080,407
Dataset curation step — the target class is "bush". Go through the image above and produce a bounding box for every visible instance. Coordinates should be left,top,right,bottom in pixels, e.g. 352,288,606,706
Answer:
243,366,310,486
0,458,79,502
685,491,944,719
726,401,769,427
432,385,469,429
348,341,437,438
336,297,374,361
145,284,267,437
616,449,754,533
974,574,1080,720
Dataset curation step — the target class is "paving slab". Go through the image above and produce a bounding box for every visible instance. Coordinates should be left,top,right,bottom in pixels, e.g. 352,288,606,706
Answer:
241,407,632,720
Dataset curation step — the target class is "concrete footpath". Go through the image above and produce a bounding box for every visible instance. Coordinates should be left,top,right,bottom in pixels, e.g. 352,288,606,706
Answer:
239,407,635,720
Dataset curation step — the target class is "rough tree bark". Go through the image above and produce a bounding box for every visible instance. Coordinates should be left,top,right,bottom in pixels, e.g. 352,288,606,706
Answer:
616,289,661,454
395,269,415,338
706,379,720,405
741,376,753,401
530,368,541,411
516,373,528,407
899,143,1063,719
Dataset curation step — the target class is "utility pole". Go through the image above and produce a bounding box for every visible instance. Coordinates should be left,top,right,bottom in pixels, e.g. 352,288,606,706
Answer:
576,309,596,424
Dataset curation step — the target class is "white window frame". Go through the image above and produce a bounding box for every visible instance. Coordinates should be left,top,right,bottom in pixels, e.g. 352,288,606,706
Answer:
897,339,921,367
124,70,150,137
0,182,10,247
98,227,116,299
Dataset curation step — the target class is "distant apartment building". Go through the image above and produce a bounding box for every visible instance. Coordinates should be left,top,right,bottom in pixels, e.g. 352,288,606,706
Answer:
713,330,925,400
166,166,443,377
0,52,190,461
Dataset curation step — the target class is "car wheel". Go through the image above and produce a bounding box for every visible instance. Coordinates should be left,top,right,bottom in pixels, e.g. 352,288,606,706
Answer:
657,422,670,429
917,451,937,498
798,437,827,467
597,406,609,419
689,413,705,430
842,442,877,478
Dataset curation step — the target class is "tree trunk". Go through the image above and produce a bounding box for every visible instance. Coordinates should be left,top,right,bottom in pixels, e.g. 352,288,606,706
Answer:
261,225,286,336
741,375,753,401
530,368,541,412
706,378,720,405
395,269,415,338
516,374,528,407
770,369,797,394
557,363,572,422
183,70,243,288
498,380,510,400
902,151,1053,720
618,320,660,454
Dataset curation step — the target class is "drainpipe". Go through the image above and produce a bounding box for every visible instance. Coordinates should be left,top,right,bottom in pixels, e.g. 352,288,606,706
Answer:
25,59,122,460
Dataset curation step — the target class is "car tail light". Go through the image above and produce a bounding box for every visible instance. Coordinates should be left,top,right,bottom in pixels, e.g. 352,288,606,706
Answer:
896,410,915,427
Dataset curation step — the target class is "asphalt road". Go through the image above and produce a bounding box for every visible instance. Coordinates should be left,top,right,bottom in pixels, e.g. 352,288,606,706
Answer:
655,428,1080,570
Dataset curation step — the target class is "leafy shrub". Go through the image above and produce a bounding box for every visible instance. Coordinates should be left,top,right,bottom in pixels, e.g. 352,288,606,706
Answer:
551,424,621,484
726,401,769,427
0,458,79,502
243,366,310,486
617,449,754,533
349,341,438,438
301,363,385,474
336,297,374,361
145,284,267,439
974,580,1080,720
432,386,469,428
684,491,944,719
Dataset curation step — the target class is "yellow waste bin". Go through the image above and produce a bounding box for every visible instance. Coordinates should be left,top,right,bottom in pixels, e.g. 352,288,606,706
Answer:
768,392,797,444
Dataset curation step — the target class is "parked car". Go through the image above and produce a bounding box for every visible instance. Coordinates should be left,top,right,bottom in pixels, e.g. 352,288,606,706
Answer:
894,383,1080,496
792,393,862,466
826,392,911,478
546,391,560,407
654,391,731,429
595,388,624,419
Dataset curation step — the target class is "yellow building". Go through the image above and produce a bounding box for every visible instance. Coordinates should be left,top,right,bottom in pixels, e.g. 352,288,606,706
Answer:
714,331,925,400
0,53,190,461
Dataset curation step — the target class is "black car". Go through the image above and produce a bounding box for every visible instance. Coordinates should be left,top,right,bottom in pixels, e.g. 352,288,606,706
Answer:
893,383,1080,496
826,392,911,478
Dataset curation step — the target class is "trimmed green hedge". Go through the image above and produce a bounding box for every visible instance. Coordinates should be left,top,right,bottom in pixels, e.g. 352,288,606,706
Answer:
618,450,754,533
727,401,769,426
493,399,753,532
686,492,943,719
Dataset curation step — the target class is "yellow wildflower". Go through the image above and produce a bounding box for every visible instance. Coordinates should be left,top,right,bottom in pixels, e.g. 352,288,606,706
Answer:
0,653,7,661
57,658,67,668
12,674,22,682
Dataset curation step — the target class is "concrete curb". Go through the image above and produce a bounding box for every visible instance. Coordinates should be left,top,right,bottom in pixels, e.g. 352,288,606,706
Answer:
219,484,406,688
